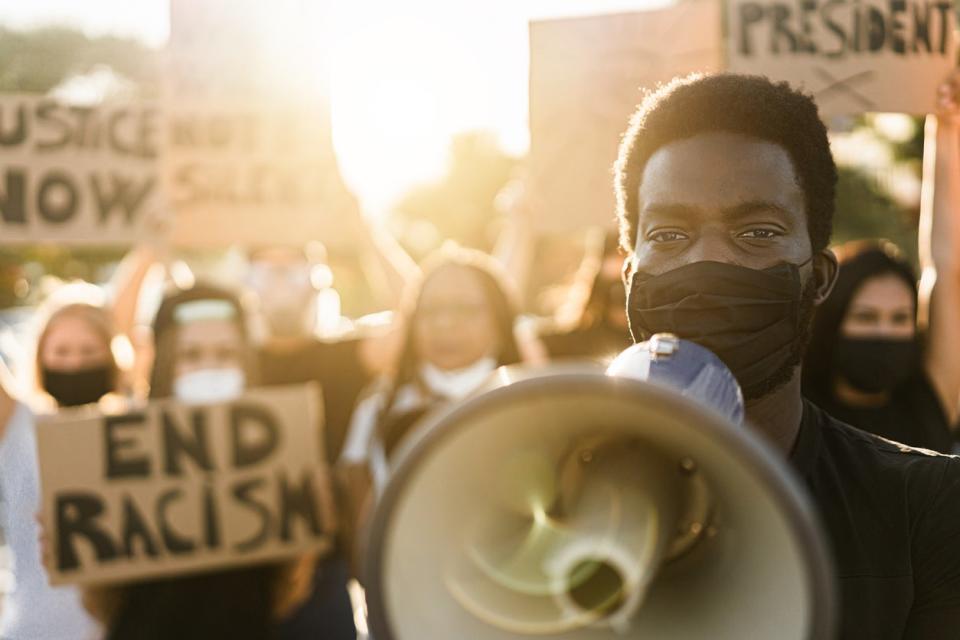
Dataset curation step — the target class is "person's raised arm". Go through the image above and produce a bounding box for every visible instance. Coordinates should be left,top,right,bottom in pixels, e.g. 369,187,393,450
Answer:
109,210,170,340
109,246,161,341
347,192,419,310
918,73,960,426
492,179,536,298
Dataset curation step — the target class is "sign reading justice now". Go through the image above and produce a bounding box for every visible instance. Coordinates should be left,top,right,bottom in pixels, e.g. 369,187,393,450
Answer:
0,95,160,245
38,384,335,586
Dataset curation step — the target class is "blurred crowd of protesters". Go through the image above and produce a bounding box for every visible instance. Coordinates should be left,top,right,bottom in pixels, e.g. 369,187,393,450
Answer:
1,76,960,640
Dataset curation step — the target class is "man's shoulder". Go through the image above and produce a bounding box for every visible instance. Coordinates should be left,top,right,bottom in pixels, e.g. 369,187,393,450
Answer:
817,401,945,458
807,408,960,638
812,402,958,496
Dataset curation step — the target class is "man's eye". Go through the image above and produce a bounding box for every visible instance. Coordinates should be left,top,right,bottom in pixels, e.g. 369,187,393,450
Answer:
738,229,780,240
649,230,688,243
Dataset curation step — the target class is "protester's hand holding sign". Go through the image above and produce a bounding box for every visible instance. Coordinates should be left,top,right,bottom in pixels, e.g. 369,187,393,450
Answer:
936,70,960,120
917,69,960,427
108,206,174,388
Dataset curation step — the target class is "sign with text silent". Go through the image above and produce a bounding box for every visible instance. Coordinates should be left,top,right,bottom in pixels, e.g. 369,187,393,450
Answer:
165,0,359,249
727,0,957,116
163,100,358,248
37,384,335,585
0,95,161,245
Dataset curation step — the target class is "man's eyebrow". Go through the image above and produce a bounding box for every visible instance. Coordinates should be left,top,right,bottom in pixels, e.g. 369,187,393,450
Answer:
721,200,794,220
640,202,699,218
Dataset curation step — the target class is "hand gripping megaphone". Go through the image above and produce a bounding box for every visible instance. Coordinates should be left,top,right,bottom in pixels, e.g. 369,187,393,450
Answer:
362,335,837,639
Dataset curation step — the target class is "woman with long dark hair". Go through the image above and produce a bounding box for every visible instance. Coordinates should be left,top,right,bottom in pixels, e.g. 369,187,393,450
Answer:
340,245,524,481
803,91,960,452
802,241,957,450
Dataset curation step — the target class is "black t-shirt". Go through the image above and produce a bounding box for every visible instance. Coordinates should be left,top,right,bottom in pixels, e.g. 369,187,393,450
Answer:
107,565,276,640
808,374,953,453
793,401,960,638
258,337,370,463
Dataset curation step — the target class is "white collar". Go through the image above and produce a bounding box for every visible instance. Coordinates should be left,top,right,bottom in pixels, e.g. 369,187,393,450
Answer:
419,357,497,400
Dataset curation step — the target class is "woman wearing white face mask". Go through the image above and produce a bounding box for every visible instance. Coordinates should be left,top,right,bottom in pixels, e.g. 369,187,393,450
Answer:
147,284,256,405
340,246,526,498
80,283,324,640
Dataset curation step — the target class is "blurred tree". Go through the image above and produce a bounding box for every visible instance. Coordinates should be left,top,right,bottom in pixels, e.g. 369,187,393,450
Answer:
0,27,158,308
391,131,518,259
832,166,919,266
887,116,925,164
0,26,157,95
829,112,925,267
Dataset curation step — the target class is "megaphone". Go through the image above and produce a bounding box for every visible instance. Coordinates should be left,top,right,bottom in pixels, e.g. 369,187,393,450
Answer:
363,337,836,639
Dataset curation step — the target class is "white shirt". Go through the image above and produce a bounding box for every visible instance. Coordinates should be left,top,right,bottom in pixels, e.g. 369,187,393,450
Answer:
340,383,426,488
0,403,101,640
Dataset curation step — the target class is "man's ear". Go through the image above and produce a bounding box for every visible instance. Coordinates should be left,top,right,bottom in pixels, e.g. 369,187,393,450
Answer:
621,255,634,286
811,249,838,305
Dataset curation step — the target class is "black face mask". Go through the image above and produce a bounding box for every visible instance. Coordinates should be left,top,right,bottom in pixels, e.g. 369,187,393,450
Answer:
833,337,919,394
627,260,813,400
42,366,113,407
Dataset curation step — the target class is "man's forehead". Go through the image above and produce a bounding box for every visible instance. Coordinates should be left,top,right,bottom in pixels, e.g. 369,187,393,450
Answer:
638,132,805,214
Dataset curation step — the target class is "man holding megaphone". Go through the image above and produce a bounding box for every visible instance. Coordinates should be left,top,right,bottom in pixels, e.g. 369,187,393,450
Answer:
363,73,960,640
615,73,960,638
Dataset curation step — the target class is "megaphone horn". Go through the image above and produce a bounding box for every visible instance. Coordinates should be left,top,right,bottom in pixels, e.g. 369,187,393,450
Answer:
363,354,836,639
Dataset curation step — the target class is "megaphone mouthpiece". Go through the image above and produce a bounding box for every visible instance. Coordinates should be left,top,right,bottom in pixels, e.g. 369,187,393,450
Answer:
608,334,745,426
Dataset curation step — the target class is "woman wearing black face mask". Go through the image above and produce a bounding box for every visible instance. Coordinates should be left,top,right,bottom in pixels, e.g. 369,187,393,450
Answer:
2,297,140,638
802,86,960,452
803,240,957,452
35,303,121,409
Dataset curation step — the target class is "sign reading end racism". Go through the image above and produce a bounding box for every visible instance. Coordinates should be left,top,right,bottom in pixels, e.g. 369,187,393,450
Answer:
727,0,957,116
37,384,335,586
0,95,160,245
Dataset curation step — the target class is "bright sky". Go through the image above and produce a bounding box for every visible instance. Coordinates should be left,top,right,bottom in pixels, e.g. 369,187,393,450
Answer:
0,0,665,215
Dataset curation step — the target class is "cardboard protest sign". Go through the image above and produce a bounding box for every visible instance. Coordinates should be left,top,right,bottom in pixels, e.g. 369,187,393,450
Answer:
727,0,957,116
528,2,724,233
37,384,336,586
165,0,360,249
0,95,161,245
162,100,361,249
